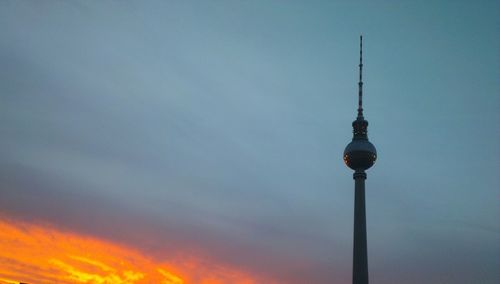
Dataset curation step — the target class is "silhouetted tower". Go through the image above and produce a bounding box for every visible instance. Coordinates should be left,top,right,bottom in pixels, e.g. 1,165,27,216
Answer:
343,36,377,284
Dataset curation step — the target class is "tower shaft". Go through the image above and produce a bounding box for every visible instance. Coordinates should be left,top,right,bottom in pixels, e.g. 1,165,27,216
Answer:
353,170,368,284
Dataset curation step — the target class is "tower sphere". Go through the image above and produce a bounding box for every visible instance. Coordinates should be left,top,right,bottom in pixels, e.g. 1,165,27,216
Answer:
343,138,377,171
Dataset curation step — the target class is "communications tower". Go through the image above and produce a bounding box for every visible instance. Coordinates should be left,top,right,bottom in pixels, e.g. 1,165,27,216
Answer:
343,36,377,284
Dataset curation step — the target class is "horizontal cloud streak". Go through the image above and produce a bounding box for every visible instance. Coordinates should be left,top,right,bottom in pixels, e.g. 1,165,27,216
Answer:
0,217,262,284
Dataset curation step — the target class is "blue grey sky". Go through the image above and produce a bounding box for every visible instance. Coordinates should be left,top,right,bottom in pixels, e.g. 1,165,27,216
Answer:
0,1,499,283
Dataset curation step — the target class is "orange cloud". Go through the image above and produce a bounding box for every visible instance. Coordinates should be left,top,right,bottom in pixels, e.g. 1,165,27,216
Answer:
0,218,260,284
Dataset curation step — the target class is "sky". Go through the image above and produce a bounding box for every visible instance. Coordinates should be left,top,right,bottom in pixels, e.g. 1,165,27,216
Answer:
0,0,499,283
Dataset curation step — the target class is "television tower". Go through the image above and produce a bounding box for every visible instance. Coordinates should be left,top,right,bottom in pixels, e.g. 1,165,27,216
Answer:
343,35,377,284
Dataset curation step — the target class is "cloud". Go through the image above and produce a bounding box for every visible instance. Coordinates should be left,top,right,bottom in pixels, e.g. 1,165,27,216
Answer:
0,218,261,284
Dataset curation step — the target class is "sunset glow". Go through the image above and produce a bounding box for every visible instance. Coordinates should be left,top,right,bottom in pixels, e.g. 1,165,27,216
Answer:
0,218,258,284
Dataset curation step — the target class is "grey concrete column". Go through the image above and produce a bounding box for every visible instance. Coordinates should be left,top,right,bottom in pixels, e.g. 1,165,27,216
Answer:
353,170,368,284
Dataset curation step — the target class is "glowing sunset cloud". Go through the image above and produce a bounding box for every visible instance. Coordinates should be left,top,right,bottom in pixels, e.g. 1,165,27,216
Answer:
0,218,259,284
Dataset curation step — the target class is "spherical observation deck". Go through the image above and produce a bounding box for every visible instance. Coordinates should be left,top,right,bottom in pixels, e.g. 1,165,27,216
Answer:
343,139,377,171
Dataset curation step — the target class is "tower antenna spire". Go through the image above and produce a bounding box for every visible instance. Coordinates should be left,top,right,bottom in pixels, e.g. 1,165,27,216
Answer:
357,35,364,119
